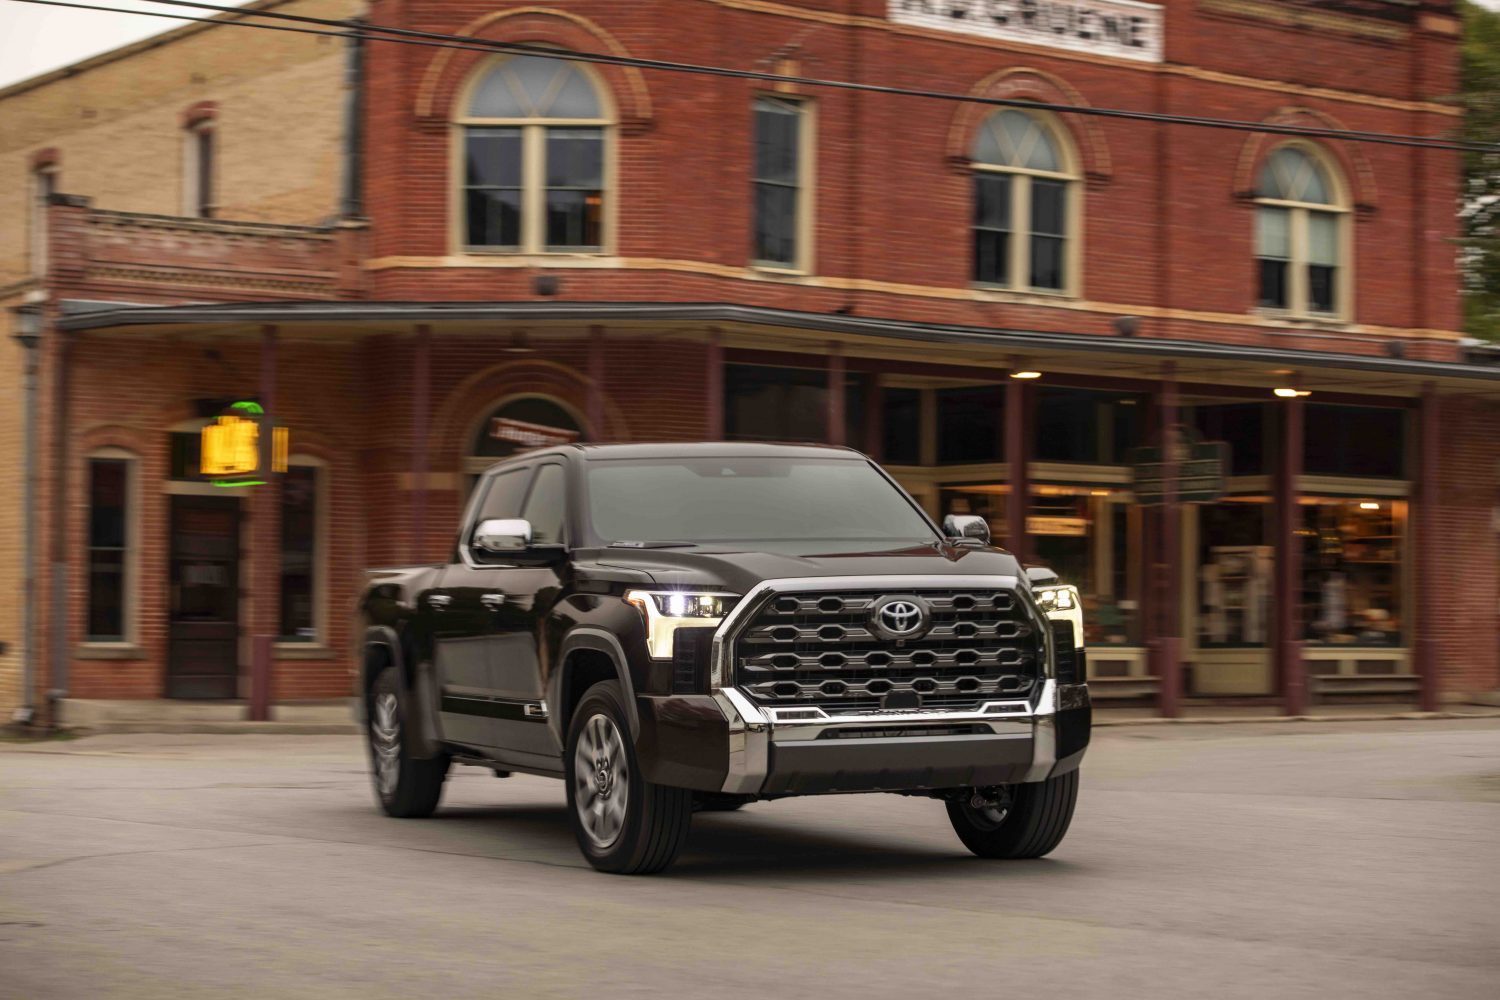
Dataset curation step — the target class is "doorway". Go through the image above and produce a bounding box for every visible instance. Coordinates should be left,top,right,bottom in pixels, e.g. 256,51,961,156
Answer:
167,494,241,699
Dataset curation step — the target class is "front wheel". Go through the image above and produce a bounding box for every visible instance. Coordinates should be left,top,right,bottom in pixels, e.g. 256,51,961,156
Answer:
946,771,1079,859
565,681,692,874
367,666,449,818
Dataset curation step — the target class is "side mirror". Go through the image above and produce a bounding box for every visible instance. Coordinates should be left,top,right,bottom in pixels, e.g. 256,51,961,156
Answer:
473,517,532,554
942,513,990,545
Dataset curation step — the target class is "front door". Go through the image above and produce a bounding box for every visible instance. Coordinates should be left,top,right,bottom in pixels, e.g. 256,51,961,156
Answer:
167,495,241,699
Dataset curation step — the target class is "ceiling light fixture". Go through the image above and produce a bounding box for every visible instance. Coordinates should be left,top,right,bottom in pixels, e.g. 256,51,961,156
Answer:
1359,501,1380,510
1273,387,1311,398
1010,370,1042,380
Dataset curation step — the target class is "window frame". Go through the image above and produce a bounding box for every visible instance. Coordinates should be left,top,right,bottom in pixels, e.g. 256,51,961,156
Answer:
276,457,328,647
182,120,216,219
452,54,617,257
970,110,1081,297
1252,142,1352,321
750,93,817,274
30,164,57,276
83,449,139,647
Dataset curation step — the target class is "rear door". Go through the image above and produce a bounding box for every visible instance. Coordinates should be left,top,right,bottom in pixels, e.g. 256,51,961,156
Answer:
431,465,532,749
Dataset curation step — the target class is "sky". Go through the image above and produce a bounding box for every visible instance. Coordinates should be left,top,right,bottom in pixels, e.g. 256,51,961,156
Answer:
2,0,1500,90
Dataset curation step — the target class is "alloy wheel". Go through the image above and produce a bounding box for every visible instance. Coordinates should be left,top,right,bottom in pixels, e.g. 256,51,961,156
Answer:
370,691,401,798
573,712,630,850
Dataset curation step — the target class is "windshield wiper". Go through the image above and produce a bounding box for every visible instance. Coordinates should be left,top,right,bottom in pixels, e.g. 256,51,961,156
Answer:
608,540,699,549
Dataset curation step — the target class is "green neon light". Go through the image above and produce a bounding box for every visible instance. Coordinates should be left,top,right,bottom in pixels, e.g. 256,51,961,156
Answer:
211,479,266,488
228,400,264,415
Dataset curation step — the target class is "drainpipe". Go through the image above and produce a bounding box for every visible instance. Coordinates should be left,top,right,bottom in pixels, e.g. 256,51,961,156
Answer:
339,18,365,219
10,305,42,725
48,308,72,719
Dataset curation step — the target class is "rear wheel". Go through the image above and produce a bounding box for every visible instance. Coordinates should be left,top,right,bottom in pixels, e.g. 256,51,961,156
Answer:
946,771,1079,859
367,666,449,818
565,680,692,874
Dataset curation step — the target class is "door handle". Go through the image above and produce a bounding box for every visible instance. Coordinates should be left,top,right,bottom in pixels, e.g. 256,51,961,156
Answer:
427,593,453,611
480,592,507,611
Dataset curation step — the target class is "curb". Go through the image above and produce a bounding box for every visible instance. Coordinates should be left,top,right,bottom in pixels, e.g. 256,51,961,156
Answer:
1093,709,1500,727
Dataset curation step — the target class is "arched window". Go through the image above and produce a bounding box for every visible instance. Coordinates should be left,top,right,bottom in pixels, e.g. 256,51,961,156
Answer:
1254,145,1348,317
972,110,1077,292
457,54,612,253
471,396,586,461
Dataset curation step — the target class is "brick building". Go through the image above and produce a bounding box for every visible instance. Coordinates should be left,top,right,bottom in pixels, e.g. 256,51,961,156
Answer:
3,0,1498,723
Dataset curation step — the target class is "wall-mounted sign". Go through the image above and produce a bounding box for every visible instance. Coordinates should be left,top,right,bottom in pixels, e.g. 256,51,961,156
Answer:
889,0,1165,63
201,400,289,487
489,416,581,450
1128,425,1228,505
1027,515,1090,537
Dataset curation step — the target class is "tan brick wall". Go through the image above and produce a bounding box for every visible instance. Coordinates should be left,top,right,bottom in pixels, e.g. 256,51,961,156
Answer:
0,0,361,288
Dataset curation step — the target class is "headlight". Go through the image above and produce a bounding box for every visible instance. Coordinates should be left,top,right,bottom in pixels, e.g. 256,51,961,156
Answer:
1034,585,1078,614
626,590,738,659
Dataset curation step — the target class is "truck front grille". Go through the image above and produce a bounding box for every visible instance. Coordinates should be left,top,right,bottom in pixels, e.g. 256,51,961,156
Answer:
732,588,1041,712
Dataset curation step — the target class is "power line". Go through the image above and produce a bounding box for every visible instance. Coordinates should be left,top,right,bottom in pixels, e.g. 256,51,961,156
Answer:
5,0,1489,154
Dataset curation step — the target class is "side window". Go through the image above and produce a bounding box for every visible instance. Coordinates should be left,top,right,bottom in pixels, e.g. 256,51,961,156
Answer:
477,467,531,524
522,464,567,544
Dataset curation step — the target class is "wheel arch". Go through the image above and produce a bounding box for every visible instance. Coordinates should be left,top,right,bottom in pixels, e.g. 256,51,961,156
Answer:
362,625,443,758
550,627,641,747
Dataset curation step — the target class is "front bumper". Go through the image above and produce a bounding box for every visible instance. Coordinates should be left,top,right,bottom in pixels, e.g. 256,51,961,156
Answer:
635,681,1090,796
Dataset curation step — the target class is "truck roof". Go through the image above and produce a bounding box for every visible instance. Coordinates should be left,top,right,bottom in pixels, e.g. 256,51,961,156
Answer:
484,441,867,467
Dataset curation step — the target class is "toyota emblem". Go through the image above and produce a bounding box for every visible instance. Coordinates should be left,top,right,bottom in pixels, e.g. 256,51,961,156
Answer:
871,596,929,640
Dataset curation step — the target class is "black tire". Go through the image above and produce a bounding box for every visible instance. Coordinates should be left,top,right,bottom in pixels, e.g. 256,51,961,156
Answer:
565,680,692,874
695,794,749,813
946,771,1079,860
367,665,450,819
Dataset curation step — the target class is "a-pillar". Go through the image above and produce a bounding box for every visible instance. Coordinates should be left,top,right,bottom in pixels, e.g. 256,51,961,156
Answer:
1152,364,1182,718
1004,371,1032,564
248,324,281,721
1414,385,1441,712
1274,395,1306,715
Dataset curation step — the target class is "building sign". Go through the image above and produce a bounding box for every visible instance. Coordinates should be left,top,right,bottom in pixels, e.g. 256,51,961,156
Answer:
200,401,289,487
489,416,581,450
1027,515,1090,537
889,0,1165,63
1128,426,1228,505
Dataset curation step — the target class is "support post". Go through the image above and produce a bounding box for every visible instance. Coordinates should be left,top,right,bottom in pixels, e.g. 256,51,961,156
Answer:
827,344,846,446
865,375,884,461
1415,385,1440,712
1004,370,1031,564
1154,363,1182,718
587,325,605,440
1275,396,1306,715
248,324,279,722
706,329,724,440
410,324,431,564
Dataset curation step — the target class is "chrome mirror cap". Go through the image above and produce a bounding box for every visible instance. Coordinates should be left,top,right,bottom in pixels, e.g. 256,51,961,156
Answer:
473,517,533,553
942,513,990,545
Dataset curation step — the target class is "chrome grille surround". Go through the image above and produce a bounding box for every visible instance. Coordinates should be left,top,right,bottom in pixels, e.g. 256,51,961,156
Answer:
725,578,1046,714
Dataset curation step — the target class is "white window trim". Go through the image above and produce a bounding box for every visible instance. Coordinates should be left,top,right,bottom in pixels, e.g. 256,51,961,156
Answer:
451,56,617,257
81,447,140,648
1253,142,1353,322
971,111,1082,297
276,456,329,649
750,94,817,276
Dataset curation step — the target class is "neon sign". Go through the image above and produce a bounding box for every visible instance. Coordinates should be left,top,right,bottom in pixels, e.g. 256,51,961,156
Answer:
201,400,289,487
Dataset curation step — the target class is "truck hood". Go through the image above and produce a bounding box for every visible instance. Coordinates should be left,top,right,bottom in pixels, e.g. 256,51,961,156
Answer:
591,541,1026,595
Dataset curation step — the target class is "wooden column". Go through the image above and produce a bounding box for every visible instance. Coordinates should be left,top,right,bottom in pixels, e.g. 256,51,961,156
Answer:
248,324,280,722
706,330,724,440
1154,363,1182,718
1004,374,1031,564
1275,396,1306,715
1415,385,1441,712
409,324,431,564
587,325,605,440
827,344,846,446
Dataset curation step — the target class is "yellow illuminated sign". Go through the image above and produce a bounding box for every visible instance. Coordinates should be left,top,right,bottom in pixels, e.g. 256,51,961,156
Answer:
200,404,289,486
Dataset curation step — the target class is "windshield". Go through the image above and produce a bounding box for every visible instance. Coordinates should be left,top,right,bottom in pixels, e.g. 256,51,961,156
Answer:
586,456,939,546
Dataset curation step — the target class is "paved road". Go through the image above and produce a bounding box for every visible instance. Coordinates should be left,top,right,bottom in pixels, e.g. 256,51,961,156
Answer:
2,719,1497,1000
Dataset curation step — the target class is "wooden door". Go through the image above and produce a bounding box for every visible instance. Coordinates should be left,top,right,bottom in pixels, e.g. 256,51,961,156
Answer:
167,495,241,699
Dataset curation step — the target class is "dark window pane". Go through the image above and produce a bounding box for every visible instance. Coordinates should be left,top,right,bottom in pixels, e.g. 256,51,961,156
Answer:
882,387,921,465
1109,396,1145,464
843,374,869,453
754,183,797,265
479,467,533,521
195,129,214,218
466,189,521,248
523,464,567,544
545,189,602,249
974,174,1010,229
279,465,317,641
974,230,1009,285
973,174,1011,285
1258,259,1287,308
937,387,1001,464
545,129,602,187
725,364,826,443
754,98,800,184
465,128,522,186
1031,235,1064,290
88,459,129,640
1194,403,1266,476
752,97,802,265
543,129,604,249
1031,179,1065,236
1305,404,1404,478
1036,388,1099,463
1308,264,1336,313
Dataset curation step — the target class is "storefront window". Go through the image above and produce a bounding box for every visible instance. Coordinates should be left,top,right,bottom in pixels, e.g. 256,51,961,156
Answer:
1197,498,1272,647
881,387,921,464
1304,404,1405,478
1035,388,1145,464
1302,498,1404,647
87,457,131,641
1192,403,1268,476
724,364,866,448
936,387,1001,463
279,464,320,642
938,482,1140,646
